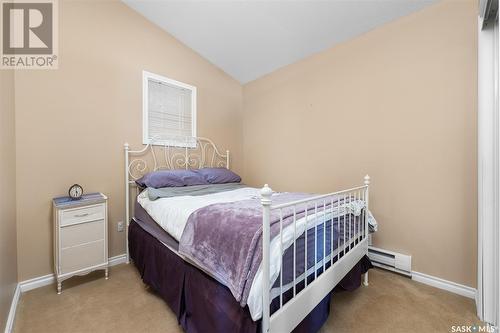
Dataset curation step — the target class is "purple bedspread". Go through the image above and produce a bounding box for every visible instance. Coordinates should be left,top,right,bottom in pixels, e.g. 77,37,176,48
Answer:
179,192,345,307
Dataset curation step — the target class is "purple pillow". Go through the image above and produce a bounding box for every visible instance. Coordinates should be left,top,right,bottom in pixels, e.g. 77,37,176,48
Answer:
136,169,209,188
196,168,241,184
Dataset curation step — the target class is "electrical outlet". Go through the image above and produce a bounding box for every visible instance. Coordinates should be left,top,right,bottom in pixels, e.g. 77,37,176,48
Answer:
117,221,124,232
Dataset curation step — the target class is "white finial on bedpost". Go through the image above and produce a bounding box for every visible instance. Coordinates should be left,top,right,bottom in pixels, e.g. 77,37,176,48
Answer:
363,174,370,286
261,184,273,205
226,150,230,170
261,184,272,333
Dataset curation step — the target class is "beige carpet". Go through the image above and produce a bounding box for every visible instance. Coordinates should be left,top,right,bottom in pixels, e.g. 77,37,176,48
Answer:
13,265,479,333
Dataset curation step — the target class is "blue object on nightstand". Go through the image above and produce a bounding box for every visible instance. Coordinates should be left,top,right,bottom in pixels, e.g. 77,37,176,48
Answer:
53,192,106,208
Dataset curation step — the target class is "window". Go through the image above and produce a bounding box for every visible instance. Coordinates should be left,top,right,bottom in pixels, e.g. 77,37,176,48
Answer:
143,71,197,147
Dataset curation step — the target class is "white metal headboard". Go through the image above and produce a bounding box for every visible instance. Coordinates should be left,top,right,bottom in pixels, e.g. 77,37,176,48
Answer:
125,137,230,182
124,137,230,263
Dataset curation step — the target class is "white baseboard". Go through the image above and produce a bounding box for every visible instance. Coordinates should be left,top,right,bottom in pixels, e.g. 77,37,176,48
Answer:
5,253,128,333
4,284,20,333
19,273,55,293
19,254,127,293
19,254,127,292
411,271,476,299
108,253,127,266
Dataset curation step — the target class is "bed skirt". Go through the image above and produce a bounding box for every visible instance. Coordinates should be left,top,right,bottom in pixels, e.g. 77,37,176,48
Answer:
129,220,372,333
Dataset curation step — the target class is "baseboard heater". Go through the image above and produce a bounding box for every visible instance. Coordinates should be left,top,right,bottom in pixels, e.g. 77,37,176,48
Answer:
368,246,412,277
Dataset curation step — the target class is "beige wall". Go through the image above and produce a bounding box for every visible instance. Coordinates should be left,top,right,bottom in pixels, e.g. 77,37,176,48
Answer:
243,0,478,287
0,69,17,328
14,0,243,281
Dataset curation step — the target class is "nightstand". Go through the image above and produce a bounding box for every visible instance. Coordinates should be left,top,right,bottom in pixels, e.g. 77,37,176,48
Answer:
53,192,108,294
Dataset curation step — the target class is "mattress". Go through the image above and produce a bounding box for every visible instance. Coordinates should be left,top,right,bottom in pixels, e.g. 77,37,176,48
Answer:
133,200,179,251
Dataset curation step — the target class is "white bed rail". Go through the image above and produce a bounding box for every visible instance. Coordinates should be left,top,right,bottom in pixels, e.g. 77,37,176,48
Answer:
261,175,370,333
124,137,230,263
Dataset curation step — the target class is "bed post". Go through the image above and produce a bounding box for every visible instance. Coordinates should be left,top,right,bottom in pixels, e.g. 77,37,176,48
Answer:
125,143,130,264
261,184,273,333
226,150,230,169
363,175,370,286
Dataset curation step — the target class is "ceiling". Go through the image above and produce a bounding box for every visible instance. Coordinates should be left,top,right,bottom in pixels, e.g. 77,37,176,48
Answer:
123,0,437,84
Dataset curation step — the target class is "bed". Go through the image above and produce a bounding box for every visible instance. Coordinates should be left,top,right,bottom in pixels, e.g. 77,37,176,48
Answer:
124,137,374,333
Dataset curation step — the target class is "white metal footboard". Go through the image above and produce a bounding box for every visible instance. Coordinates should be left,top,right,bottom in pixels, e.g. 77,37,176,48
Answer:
261,175,370,333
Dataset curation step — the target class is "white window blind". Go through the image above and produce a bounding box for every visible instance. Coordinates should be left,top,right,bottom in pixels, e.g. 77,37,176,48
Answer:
143,71,196,147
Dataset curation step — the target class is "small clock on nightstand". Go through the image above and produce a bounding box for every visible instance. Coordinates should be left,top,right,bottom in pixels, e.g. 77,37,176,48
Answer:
53,192,108,294
68,184,83,200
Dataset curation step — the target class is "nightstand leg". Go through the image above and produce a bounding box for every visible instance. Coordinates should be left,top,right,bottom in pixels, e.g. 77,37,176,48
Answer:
57,281,62,294
105,268,109,280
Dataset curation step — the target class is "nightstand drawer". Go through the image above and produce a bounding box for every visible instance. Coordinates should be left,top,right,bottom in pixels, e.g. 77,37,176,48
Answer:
60,240,106,274
60,204,105,226
61,220,105,249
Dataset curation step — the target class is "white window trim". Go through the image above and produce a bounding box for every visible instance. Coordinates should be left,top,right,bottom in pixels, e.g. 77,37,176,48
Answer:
142,70,197,147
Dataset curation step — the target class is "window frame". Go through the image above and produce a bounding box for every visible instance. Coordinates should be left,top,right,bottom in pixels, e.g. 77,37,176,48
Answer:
142,70,197,147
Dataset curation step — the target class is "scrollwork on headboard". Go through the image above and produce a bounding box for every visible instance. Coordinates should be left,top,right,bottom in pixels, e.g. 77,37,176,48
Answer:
124,137,230,181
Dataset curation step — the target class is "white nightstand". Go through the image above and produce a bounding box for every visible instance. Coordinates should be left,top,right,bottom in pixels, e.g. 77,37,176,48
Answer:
53,193,108,294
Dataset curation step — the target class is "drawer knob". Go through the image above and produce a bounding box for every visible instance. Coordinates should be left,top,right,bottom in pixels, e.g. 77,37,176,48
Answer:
75,213,89,218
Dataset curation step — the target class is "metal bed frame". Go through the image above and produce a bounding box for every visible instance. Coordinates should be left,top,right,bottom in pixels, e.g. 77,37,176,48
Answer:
124,137,370,333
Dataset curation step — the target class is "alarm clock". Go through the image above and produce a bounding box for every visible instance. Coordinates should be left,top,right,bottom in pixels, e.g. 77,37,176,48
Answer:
68,184,83,200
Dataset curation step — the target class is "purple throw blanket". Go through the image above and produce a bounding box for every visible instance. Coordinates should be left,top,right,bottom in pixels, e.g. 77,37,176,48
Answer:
178,192,342,307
